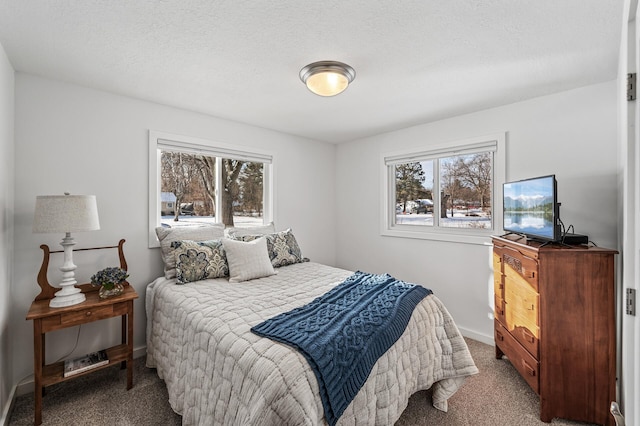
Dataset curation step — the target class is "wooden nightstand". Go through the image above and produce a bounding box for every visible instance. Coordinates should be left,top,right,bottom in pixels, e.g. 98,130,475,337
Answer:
25,240,138,425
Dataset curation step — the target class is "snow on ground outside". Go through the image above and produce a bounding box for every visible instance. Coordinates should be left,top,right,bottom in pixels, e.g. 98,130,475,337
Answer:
161,212,490,229
395,211,491,228
160,215,263,228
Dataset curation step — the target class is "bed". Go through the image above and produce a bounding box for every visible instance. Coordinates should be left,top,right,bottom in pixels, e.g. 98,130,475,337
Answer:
145,225,478,425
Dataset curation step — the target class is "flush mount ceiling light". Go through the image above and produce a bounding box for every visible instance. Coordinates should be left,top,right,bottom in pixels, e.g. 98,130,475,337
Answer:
299,61,356,97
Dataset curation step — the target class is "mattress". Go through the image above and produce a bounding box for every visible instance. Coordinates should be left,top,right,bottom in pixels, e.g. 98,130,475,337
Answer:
146,261,478,425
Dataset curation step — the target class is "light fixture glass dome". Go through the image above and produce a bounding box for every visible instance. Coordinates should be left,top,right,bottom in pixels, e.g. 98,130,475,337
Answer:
299,61,356,97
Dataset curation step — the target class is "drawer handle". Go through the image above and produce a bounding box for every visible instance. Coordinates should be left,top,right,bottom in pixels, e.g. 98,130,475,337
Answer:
499,283,504,290
526,271,536,279
86,311,92,316
496,331,504,342
522,360,536,377
522,329,535,343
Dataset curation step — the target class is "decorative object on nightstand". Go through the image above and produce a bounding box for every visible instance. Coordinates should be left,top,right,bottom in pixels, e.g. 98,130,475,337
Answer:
63,349,109,377
91,266,129,299
32,192,100,307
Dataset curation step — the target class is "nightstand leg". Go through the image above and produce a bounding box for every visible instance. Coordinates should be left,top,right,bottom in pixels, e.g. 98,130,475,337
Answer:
33,320,43,425
126,300,134,389
120,313,126,370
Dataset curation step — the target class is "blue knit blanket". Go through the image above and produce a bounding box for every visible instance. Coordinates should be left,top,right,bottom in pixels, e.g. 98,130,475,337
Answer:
251,271,432,426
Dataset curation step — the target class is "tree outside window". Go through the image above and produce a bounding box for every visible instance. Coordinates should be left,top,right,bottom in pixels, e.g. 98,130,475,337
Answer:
148,131,273,247
160,150,265,228
387,136,501,238
438,152,492,228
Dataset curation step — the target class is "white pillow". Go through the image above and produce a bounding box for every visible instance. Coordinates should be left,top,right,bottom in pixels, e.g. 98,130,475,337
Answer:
232,228,307,268
155,224,225,279
225,222,275,238
223,237,276,283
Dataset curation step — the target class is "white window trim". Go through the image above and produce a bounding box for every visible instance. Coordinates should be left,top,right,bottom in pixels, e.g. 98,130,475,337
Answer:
148,130,274,248
380,132,506,245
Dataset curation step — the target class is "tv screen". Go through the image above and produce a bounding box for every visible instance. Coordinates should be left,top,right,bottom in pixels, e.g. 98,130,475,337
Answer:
503,175,559,241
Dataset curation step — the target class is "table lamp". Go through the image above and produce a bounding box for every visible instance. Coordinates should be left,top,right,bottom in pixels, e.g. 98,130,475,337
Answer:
33,193,100,307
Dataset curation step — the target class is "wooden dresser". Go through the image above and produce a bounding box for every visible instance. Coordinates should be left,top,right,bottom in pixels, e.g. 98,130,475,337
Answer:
492,235,617,426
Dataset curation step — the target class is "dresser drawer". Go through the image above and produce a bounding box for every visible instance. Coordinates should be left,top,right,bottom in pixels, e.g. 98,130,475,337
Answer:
509,325,539,359
41,302,129,332
504,273,540,357
501,245,539,292
495,320,540,394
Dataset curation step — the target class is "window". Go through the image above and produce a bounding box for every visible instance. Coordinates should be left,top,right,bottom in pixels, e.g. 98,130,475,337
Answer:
149,131,273,247
381,133,505,244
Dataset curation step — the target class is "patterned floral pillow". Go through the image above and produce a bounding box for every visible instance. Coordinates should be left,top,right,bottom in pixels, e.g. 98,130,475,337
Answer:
233,228,308,268
155,224,225,279
172,239,229,283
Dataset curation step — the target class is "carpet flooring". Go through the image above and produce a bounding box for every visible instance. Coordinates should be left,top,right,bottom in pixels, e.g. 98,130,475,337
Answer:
9,338,600,425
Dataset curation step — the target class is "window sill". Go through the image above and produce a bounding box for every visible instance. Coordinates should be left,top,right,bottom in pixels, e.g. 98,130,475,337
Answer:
380,227,493,245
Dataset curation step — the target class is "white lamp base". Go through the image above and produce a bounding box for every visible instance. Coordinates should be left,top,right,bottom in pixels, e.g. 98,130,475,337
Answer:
49,288,86,307
48,232,86,308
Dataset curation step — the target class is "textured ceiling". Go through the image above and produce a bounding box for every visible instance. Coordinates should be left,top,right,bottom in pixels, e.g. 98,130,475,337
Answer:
0,1,624,143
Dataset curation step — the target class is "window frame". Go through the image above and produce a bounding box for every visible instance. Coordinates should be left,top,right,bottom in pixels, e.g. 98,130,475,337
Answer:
148,130,274,248
380,133,505,245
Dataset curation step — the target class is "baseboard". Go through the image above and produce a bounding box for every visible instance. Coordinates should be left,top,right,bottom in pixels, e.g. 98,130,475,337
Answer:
1,384,17,426
133,345,146,360
15,345,147,397
458,326,494,346
14,377,33,398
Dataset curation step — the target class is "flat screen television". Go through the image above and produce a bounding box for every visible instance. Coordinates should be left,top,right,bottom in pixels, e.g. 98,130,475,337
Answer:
503,175,560,242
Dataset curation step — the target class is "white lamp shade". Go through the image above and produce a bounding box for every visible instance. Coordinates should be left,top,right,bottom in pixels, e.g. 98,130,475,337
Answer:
33,194,100,233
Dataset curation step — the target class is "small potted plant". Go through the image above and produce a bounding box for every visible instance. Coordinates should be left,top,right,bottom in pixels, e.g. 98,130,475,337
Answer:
91,267,129,299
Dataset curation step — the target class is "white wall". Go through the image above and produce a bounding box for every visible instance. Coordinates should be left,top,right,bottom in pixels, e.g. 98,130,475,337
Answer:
335,81,619,342
0,41,14,421
11,73,337,390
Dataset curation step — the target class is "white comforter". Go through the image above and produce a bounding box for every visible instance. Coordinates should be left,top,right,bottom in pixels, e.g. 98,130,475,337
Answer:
146,262,478,425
